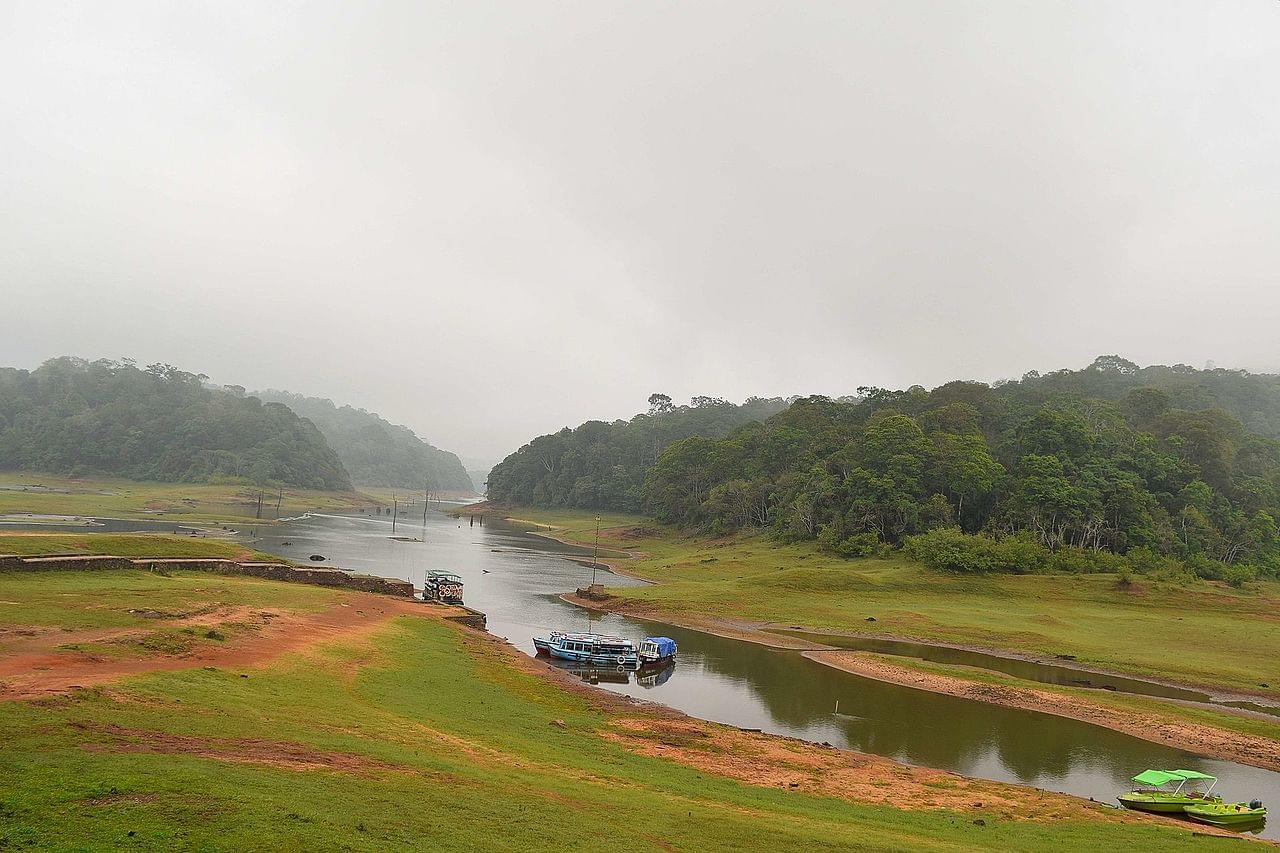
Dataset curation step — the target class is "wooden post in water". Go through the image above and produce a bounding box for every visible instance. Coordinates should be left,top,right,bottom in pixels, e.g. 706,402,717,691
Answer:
392,497,398,534
591,515,601,586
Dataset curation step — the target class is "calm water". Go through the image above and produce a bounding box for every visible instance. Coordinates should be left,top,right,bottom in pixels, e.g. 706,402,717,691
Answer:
242,510,1280,837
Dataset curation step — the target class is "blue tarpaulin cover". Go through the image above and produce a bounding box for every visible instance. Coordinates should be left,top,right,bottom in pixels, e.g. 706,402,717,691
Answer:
647,637,677,657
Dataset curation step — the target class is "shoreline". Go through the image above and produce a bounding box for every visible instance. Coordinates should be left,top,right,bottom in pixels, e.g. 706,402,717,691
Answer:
804,649,1280,775
564,590,1280,774
489,619,1235,840
485,506,1280,775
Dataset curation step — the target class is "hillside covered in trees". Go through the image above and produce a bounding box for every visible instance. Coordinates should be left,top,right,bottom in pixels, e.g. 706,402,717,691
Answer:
643,357,1280,580
487,395,788,509
0,358,350,489
253,391,474,493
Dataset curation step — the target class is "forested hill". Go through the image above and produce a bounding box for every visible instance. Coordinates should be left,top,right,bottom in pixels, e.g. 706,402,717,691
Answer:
253,391,474,493
643,356,1280,578
0,358,350,489
487,395,789,510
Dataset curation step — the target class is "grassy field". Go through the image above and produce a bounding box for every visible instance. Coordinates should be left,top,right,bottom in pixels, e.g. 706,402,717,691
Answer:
480,507,1280,698
0,532,280,560
0,471,381,525
0,567,1244,851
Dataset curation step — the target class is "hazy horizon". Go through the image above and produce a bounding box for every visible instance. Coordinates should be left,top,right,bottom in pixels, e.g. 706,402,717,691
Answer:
4,2,1278,460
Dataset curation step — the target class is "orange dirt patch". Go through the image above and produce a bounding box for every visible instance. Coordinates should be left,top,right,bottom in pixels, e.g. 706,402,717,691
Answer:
0,594,452,700
805,650,1280,774
72,722,400,774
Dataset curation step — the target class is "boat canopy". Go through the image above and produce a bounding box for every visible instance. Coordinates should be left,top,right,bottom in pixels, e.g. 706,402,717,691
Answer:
645,637,677,657
1173,769,1217,781
1131,770,1185,787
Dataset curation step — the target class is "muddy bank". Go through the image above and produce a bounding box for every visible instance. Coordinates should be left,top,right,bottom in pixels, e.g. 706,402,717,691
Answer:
480,617,1230,838
806,649,1280,774
564,590,1280,776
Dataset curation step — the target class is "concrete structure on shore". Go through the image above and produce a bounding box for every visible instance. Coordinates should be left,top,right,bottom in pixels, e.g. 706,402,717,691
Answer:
0,553,414,597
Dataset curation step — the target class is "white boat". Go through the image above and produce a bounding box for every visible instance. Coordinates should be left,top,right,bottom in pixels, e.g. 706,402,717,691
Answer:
533,632,638,667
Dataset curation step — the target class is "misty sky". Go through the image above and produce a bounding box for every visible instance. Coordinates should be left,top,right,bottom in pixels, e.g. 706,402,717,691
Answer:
2,2,1278,462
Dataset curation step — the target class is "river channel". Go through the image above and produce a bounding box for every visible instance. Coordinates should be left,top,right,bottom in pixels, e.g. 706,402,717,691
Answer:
16,507,1274,836
237,509,1278,838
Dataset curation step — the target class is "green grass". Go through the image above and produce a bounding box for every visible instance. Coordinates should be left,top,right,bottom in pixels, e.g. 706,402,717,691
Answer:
0,571,1245,851
493,507,1280,698
0,532,279,559
0,471,382,524
0,568,342,630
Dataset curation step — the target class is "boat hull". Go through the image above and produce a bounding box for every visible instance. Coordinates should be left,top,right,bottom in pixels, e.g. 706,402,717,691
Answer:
1118,792,1221,814
1183,804,1267,827
548,647,638,667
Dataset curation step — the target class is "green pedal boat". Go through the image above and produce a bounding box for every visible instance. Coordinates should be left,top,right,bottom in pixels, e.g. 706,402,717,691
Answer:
1118,769,1221,814
1183,801,1266,828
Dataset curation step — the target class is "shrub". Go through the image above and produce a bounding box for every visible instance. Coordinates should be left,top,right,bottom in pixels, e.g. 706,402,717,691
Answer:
1185,554,1226,581
1223,563,1258,588
1047,547,1125,574
902,528,1048,573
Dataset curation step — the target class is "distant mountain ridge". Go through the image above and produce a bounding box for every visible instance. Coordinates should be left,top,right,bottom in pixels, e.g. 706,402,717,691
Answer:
0,358,350,489
253,390,475,493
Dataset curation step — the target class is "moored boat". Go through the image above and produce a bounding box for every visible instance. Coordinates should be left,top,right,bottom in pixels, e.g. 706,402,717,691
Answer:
532,632,639,667
533,631,564,656
423,570,464,604
1183,801,1266,828
637,636,677,668
1118,769,1221,814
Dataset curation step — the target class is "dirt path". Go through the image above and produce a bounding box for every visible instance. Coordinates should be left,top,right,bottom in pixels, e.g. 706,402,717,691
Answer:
806,650,1280,774
0,594,453,700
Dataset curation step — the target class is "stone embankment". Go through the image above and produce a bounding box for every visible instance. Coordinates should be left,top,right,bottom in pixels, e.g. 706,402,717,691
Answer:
0,554,414,597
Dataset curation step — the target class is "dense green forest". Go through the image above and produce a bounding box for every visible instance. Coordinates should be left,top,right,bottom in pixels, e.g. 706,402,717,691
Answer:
487,395,789,509
0,358,350,489
643,356,1280,581
253,390,474,492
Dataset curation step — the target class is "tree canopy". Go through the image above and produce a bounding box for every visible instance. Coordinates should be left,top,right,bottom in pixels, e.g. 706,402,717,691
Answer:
486,395,789,510
253,390,474,492
639,358,1280,578
0,358,350,489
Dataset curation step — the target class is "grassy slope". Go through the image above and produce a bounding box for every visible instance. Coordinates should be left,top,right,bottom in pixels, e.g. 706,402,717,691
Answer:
0,566,339,630
0,471,380,524
0,570,1241,852
486,508,1280,699
0,532,279,560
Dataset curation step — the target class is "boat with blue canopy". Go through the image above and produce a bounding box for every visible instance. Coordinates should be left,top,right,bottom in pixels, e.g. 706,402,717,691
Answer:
638,636,677,668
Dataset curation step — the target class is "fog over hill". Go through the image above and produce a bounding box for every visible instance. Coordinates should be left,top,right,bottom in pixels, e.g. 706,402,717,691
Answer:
3,3,1277,459
254,390,475,493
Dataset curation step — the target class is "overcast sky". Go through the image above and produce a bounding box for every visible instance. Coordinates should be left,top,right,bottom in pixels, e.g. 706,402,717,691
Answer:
2,2,1278,461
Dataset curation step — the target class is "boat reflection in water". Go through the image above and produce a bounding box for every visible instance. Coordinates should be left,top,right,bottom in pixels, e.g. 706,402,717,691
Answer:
636,662,675,689
547,660,677,689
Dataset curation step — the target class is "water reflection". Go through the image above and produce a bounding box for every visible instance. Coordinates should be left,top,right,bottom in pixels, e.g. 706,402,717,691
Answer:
242,511,1280,840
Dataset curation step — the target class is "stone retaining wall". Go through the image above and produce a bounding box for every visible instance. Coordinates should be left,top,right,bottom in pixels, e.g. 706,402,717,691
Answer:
0,554,414,597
